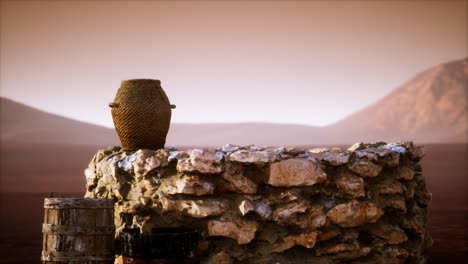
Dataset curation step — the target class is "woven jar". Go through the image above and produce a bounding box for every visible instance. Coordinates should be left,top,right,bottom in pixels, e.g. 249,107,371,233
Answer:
109,79,175,150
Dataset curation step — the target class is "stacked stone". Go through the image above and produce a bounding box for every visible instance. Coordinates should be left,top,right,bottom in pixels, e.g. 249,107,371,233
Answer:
84,142,432,264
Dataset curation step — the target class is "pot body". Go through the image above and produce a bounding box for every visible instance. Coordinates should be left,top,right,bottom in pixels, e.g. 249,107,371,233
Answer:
111,79,172,150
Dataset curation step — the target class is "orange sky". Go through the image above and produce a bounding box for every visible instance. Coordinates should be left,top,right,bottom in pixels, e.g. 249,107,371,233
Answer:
1,0,466,127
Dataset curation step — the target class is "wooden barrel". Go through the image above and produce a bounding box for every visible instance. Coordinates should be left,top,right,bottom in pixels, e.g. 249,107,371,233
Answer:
41,198,115,263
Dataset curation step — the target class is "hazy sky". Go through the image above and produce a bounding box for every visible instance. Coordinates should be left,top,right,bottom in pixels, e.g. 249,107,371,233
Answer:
1,0,466,127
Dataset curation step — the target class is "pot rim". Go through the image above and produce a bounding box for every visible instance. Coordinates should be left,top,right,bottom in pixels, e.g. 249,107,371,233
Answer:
121,79,161,86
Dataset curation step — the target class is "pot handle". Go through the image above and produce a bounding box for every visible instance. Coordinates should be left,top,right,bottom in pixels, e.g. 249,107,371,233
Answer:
109,102,120,108
171,104,176,109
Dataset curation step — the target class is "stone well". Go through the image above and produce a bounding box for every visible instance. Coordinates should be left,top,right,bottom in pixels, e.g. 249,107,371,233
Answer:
84,142,432,264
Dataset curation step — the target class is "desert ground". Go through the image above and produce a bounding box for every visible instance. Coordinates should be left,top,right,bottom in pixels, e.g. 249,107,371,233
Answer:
0,143,466,263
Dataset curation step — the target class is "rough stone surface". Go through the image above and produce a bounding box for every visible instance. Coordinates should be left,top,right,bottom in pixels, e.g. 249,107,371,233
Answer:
309,148,351,166
272,202,309,227
272,231,318,253
177,149,224,174
326,200,384,228
370,222,408,245
161,175,215,196
396,166,415,180
159,195,224,218
84,142,431,264
206,251,234,264
268,158,327,187
335,171,365,198
348,153,383,177
207,220,259,244
238,199,255,216
222,163,258,194
228,148,281,163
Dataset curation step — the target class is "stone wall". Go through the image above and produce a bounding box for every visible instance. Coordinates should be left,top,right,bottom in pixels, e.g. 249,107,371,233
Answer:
84,142,432,264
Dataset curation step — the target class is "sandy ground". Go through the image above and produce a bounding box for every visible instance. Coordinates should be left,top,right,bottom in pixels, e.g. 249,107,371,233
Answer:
0,144,466,263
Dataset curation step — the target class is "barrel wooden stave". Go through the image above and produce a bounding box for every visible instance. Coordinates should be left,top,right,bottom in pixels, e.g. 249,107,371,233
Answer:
42,198,115,264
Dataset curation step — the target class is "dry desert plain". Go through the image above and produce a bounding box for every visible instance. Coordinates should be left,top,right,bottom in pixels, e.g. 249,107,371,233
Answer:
0,143,466,263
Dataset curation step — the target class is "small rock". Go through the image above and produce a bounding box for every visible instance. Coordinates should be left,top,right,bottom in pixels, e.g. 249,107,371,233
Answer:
84,166,96,180
177,149,224,174
335,171,365,198
326,200,384,228
285,147,307,156
355,150,379,160
159,195,224,218
308,205,327,229
310,148,351,166
118,154,137,171
254,200,272,220
207,220,259,244
267,189,301,204
272,231,317,253
399,142,425,161
348,142,366,151
377,195,407,213
268,158,327,187
272,202,316,228
168,150,188,162
315,243,371,261
375,179,403,195
221,144,240,153
348,154,383,177
239,200,255,216
309,148,329,154
383,143,406,154
378,150,400,167
133,149,169,178
228,149,280,163
222,168,258,194
396,166,415,181
316,242,360,256
403,180,417,200
321,151,351,166
273,202,308,222
349,145,401,167
206,251,234,264
245,145,263,151
161,175,215,196
332,247,371,261
370,222,407,244
410,145,425,161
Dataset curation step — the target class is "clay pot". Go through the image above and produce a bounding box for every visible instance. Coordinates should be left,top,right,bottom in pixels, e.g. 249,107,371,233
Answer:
109,79,175,150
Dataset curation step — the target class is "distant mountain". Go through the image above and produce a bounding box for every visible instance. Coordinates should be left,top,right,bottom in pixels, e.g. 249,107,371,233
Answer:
169,58,468,145
327,57,468,144
0,97,119,146
0,97,325,147
1,58,466,147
